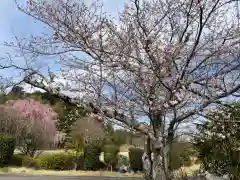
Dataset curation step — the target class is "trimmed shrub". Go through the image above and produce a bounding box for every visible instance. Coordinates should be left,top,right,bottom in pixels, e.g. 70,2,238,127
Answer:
0,135,16,167
128,147,144,172
117,155,130,169
10,154,25,166
76,154,84,170
38,153,75,170
103,144,119,170
169,151,193,170
10,154,40,169
169,152,183,170
83,142,102,170
180,151,192,167
22,156,40,169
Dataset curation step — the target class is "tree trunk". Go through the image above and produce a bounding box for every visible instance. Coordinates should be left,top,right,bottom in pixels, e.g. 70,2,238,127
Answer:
142,137,173,180
143,151,169,180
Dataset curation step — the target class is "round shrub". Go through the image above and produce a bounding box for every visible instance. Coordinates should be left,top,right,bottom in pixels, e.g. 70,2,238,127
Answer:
128,147,144,172
0,135,16,167
103,144,119,170
10,154,25,166
38,153,75,170
83,142,102,170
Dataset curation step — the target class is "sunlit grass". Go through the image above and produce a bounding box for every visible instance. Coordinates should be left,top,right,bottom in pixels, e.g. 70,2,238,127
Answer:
0,167,143,177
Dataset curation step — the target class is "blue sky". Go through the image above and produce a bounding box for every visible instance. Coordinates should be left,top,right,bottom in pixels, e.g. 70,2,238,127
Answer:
0,0,128,43
0,0,128,80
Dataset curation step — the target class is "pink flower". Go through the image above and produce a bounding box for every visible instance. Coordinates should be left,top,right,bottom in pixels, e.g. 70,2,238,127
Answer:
5,98,57,141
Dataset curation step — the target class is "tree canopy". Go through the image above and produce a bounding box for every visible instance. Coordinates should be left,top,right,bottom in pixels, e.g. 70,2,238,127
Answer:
0,0,240,179
194,102,240,179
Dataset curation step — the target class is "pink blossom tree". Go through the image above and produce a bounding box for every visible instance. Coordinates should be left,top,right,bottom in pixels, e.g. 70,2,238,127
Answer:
0,0,240,179
5,99,58,156
0,105,25,137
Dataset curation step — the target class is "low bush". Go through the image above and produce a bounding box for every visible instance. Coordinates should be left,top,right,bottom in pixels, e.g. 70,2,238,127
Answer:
0,135,16,167
128,147,144,172
169,151,193,170
76,154,84,170
169,152,183,170
103,144,119,170
83,142,102,170
180,151,192,167
10,154,25,166
10,154,40,169
22,156,40,169
117,155,130,169
38,153,75,170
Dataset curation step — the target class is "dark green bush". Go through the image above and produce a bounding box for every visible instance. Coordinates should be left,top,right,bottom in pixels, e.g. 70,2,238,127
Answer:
169,152,183,170
10,154,40,169
169,150,193,170
97,161,107,170
103,144,119,170
76,154,84,170
38,153,75,170
83,142,102,170
10,154,25,166
0,135,16,167
180,151,192,167
128,147,144,172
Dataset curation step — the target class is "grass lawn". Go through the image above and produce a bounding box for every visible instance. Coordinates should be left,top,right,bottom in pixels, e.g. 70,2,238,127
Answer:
0,165,200,177
14,149,66,155
0,167,143,177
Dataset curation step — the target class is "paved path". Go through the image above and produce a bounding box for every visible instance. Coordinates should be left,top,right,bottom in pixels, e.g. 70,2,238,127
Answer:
0,175,143,180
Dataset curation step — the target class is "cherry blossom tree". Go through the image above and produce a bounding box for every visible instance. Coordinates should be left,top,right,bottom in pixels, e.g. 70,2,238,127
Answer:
5,99,58,156
69,115,105,150
0,105,25,137
194,102,240,179
0,0,240,179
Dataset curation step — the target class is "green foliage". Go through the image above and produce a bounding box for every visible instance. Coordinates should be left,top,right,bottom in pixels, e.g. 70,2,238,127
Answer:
83,142,102,170
112,130,128,146
0,167,10,173
10,154,40,169
169,152,183,170
128,147,144,172
169,141,195,170
65,132,84,153
25,91,86,133
103,144,119,170
76,154,84,170
22,156,40,169
117,155,130,169
194,102,240,179
0,135,16,167
10,154,25,166
38,153,75,170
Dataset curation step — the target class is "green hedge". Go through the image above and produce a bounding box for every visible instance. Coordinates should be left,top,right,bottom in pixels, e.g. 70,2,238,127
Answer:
10,154,25,166
103,144,119,170
0,135,16,167
76,154,84,170
117,155,129,169
38,153,75,170
22,156,40,169
129,147,144,172
83,142,102,170
10,154,40,169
